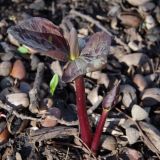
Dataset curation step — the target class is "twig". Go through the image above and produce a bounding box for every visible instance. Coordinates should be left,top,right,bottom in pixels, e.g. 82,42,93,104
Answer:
45,115,78,126
115,107,160,159
0,100,41,121
29,126,78,143
29,63,45,113
136,122,160,155
74,135,97,160
65,147,70,160
0,99,79,125
69,10,131,52
70,10,112,37
114,37,130,53
57,118,78,126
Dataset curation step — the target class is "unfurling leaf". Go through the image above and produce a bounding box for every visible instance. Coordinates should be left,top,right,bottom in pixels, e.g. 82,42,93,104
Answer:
102,81,120,110
62,32,111,82
18,45,29,54
50,73,59,96
7,17,69,61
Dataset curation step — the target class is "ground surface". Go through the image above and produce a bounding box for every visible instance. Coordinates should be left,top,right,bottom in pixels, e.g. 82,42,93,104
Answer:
0,0,160,159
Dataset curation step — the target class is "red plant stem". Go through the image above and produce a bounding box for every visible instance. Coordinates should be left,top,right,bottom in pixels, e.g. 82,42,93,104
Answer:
75,75,92,147
91,109,109,155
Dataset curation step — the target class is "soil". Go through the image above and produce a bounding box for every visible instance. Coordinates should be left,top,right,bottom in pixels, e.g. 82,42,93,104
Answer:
0,0,160,160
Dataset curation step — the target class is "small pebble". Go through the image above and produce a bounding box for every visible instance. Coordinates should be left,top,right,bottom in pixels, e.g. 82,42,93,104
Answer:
29,0,45,10
30,55,40,71
127,0,151,6
131,104,149,121
50,60,63,77
0,77,14,89
6,92,29,108
10,60,26,80
145,15,156,30
126,127,140,144
145,73,158,86
19,81,31,93
139,2,155,12
87,87,99,105
119,13,141,28
120,53,148,67
141,88,160,106
146,26,160,42
0,61,12,76
133,74,148,91
128,41,139,51
0,117,9,144
98,73,110,88
41,107,61,128
102,135,117,151
1,52,14,61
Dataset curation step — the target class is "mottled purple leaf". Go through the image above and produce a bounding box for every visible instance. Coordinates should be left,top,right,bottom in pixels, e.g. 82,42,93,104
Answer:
62,58,86,82
62,32,111,82
81,32,111,58
7,17,69,61
102,81,120,110
78,36,90,52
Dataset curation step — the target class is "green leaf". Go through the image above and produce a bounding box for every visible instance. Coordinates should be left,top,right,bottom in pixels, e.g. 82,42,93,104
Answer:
50,73,59,96
18,45,28,54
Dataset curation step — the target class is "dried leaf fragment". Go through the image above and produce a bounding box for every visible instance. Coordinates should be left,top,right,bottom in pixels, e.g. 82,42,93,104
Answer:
139,121,160,154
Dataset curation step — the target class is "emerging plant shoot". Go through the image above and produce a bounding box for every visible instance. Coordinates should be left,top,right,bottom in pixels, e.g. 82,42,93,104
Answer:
91,81,120,155
50,73,59,96
8,17,111,148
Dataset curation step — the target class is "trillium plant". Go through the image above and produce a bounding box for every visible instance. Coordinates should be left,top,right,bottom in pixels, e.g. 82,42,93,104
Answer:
8,17,119,155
